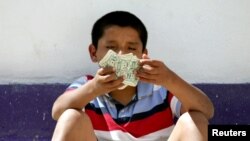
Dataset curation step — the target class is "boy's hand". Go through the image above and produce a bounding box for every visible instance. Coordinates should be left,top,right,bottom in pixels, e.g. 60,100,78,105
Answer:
91,67,124,96
136,54,171,86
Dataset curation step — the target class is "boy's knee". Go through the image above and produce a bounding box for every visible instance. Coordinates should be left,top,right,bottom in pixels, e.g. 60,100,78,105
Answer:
177,111,208,132
52,109,95,141
58,109,90,124
179,111,208,124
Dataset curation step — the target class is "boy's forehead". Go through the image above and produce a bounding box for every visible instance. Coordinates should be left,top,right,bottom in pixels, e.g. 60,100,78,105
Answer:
103,25,139,34
105,40,140,45
102,26,139,39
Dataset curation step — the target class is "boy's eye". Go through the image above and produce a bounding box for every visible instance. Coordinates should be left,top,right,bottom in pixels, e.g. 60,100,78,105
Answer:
128,47,136,51
106,46,116,49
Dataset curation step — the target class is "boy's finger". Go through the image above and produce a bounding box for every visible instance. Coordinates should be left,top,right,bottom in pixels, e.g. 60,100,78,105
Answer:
101,74,113,82
141,65,158,74
105,76,124,88
139,59,159,67
142,53,150,59
102,73,120,82
136,69,158,79
98,67,115,75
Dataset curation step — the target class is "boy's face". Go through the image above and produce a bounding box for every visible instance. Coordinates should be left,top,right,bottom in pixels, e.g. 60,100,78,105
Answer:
89,26,147,62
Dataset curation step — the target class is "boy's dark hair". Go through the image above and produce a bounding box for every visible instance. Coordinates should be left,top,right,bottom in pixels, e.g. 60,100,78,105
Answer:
91,11,148,51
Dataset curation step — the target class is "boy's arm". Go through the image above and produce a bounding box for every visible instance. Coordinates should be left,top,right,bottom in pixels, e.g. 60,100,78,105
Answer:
137,55,214,119
52,67,124,120
164,69,214,119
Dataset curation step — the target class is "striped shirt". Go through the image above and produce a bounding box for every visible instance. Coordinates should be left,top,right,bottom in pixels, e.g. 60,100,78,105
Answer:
67,75,182,141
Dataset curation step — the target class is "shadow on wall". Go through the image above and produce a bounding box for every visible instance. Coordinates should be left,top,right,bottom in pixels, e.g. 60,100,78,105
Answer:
0,83,249,140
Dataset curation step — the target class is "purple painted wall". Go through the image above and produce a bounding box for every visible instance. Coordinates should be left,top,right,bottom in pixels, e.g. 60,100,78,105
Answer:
0,84,250,140
0,84,64,140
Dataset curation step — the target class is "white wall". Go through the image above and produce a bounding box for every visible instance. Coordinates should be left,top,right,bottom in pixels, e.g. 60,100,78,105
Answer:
0,0,250,84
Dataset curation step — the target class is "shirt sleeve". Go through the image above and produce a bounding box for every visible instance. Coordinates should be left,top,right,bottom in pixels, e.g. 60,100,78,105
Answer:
167,91,182,118
66,75,93,91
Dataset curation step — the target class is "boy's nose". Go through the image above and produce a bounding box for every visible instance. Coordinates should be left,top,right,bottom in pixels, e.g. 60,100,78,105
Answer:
117,50,126,55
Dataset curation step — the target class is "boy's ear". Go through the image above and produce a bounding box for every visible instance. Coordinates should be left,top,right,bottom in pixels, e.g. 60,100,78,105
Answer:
89,44,98,62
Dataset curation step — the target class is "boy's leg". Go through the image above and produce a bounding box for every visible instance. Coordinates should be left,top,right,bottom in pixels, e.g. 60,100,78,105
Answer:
168,111,208,141
52,109,97,141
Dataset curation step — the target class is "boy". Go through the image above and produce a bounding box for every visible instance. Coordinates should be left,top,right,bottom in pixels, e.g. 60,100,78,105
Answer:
51,11,214,141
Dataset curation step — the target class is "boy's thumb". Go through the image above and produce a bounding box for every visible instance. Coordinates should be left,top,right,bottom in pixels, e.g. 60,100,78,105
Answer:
142,54,150,59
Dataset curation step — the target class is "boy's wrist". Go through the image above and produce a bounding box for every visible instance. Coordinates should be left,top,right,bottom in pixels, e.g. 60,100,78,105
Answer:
163,69,176,88
86,79,101,98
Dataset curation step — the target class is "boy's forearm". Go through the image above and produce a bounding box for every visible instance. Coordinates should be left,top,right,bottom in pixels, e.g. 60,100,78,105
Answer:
52,80,98,120
163,70,214,119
